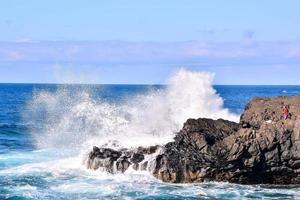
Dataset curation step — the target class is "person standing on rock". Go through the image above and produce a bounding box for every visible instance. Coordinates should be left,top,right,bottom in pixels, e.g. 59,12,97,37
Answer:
282,105,289,120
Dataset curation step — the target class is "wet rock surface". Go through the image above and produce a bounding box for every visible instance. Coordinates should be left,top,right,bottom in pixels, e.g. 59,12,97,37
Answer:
86,96,300,184
86,145,160,173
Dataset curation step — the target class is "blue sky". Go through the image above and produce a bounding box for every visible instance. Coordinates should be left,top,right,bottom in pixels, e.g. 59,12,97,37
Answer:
0,0,300,84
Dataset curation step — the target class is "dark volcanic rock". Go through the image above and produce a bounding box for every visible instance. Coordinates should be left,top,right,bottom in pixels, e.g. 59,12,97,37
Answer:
86,95,300,184
86,145,160,173
151,118,240,183
223,95,300,184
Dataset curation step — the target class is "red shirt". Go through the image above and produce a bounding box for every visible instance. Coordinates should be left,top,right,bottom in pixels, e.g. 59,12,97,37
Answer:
282,107,289,115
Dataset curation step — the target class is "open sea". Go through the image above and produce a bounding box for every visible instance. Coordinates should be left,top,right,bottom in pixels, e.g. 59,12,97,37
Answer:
0,82,300,199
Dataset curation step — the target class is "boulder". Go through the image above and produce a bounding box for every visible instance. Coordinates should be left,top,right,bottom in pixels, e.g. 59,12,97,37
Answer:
86,95,300,184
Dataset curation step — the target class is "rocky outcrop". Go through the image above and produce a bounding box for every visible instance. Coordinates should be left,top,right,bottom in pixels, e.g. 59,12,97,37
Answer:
86,95,300,184
86,145,159,173
227,96,300,184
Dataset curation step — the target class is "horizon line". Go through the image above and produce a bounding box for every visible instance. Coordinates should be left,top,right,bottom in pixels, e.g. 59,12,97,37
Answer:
0,82,299,86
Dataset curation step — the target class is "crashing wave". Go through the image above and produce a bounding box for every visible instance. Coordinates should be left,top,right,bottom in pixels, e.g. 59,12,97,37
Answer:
24,69,239,149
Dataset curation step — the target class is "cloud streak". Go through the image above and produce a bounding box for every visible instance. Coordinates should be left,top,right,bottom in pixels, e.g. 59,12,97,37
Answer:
53,64,102,84
0,40,300,65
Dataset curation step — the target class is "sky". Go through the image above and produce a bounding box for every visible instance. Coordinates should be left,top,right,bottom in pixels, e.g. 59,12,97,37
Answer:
0,0,300,84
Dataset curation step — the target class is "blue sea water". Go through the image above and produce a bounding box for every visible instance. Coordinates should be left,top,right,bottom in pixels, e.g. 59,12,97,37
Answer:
0,84,300,200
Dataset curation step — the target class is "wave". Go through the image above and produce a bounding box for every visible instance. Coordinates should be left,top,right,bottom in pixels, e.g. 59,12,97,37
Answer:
23,69,239,150
1,155,299,200
0,122,34,129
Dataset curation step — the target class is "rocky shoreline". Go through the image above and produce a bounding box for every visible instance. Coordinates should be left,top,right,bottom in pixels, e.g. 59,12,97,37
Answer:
86,96,300,184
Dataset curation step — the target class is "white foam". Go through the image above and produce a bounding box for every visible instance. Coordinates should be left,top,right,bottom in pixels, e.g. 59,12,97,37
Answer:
12,185,40,199
24,69,239,150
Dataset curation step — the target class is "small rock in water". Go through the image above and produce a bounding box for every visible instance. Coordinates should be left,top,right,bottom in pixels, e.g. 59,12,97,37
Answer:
197,191,207,197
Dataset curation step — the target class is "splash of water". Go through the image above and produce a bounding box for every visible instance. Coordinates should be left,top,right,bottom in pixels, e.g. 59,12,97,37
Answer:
25,69,239,149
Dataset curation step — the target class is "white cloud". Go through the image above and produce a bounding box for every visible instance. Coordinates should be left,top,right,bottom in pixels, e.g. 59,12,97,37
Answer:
7,51,23,61
65,45,80,57
1,40,300,65
285,44,300,58
53,64,101,84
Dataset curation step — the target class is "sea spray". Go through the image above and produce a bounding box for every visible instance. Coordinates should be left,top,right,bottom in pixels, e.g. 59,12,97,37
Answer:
166,69,238,124
2,82,300,199
24,69,239,150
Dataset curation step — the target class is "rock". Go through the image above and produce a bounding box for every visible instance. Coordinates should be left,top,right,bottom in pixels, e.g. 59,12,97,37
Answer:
86,95,300,184
131,153,144,163
86,145,159,173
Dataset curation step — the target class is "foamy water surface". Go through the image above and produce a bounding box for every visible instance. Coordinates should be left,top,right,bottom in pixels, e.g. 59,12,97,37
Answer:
1,70,300,199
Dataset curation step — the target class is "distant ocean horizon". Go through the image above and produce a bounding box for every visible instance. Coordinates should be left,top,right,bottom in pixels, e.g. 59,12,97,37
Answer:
2,82,300,86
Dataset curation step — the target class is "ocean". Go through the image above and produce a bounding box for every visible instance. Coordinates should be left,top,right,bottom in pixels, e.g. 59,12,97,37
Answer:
1,79,300,199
